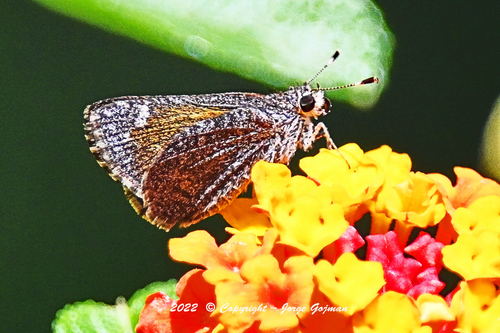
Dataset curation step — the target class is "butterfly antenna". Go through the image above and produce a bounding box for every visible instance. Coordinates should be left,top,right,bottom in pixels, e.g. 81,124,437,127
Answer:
305,51,340,85
315,76,379,91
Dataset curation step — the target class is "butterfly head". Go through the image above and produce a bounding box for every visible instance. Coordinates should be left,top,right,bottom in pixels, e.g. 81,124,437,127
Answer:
295,51,378,120
297,86,331,119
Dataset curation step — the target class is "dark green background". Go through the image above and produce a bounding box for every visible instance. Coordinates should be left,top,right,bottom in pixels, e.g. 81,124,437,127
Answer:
1,1,499,331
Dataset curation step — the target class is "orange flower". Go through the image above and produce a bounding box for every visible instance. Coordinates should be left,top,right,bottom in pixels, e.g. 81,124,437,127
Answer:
169,230,278,283
214,255,315,332
429,167,500,212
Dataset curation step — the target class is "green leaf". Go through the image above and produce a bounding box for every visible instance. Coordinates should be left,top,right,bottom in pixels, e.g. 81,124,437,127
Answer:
480,94,500,181
34,0,394,108
52,280,177,333
51,299,134,333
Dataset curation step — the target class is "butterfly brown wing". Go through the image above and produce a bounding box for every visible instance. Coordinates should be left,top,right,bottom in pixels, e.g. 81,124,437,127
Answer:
139,107,280,230
84,96,229,196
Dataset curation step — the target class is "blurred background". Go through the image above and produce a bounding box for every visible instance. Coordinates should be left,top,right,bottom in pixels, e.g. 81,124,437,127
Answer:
1,1,499,331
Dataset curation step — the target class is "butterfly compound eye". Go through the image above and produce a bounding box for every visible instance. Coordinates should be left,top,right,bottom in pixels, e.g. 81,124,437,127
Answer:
299,94,315,112
323,98,331,112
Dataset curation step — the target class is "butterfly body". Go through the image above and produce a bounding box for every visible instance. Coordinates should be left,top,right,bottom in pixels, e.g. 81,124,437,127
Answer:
84,85,331,230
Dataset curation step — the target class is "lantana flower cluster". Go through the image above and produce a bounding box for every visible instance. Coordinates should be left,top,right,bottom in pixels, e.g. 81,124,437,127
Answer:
136,143,500,333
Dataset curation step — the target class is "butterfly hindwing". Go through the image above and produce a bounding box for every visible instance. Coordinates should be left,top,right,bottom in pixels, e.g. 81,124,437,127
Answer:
140,107,280,230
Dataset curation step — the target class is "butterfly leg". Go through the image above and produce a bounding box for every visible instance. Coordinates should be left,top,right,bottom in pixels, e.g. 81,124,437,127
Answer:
313,122,338,149
313,122,350,167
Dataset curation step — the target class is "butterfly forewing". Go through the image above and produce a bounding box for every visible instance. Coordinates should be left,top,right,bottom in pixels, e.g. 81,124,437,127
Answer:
84,95,230,195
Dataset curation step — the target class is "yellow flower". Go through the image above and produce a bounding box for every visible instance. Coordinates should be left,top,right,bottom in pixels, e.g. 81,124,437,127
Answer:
352,291,424,333
441,188,500,281
454,279,500,333
380,171,446,246
250,161,350,257
314,253,385,315
442,229,500,280
450,195,500,236
360,145,446,245
220,197,273,236
363,145,413,236
299,144,384,223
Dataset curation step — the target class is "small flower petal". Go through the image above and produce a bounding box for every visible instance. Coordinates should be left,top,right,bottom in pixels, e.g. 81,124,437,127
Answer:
451,167,500,208
251,161,296,211
366,148,446,242
367,232,422,295
442,230,500,280
298,286,351,333
385,172,446,228
272,197,349,257
314,253,385,315
451,195,500,236
455,279,500,333
299,143,366,187
352,291,422,333
365,145,412,214
250,161,350,256
137,270,217,333
173,270,217,333
364,145,412,186
405,232,444,270
415,294,455,324
136,292,176,333
220,197,273,236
